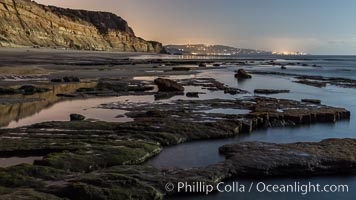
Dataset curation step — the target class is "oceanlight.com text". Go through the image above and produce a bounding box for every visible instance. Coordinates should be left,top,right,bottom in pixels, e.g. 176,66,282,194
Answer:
165,181,349,196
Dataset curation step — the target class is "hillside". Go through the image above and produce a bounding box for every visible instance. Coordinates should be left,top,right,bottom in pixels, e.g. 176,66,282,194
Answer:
0,0,163,52
165,44,271,55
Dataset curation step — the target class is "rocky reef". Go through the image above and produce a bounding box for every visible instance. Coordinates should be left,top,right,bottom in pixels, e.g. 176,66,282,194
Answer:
0,78,352,199
254,89,290,94
0,0,163,52
251,70,356,89
218,138,356,177
0,55,355,199
0,119,355,199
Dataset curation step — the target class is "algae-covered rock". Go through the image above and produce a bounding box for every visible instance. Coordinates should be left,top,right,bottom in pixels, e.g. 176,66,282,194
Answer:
0,188,64,200
70,114,85,121
0,95,352,200
254,89,290,94
36,142,161,172
61,172,163,200
154,78,185,92
235,69,252,79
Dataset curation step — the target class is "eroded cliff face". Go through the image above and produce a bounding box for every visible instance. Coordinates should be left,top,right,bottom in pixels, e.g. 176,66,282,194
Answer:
0,0,163,52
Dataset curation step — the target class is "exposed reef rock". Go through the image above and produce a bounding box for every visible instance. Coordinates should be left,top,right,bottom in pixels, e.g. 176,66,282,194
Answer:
154,78,185,92
0,85,50,95
102,96,350,132
254,89,290,94
0,0,163,52
301,99,321,104
250,71,356,89
235,69,252,79
0,63,354,199
218,138,356,177
294,79,327,88
69,114,85,121
0,95,351,199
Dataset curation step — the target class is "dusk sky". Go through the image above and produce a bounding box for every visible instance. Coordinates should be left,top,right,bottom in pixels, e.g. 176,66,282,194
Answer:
35,0,356,55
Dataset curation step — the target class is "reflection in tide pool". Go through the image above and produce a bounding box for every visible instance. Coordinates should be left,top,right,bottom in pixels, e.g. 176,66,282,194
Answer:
0,82,96,128
1,73,241,129
5,97,125,128
0,81,155,128
3,95,154,129
0,156,43,168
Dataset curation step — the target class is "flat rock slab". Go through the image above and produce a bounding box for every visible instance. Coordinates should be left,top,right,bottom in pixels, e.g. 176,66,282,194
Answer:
154,78,185,92
302,99,322,104
235,69,252,79
254,89,290,94
251,71,356,89
102,96,350,132
58,139,356,198
0,89,352,199
219,138,356,176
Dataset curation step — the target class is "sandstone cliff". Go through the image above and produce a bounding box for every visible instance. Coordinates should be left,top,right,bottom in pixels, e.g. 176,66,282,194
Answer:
0,0,163,52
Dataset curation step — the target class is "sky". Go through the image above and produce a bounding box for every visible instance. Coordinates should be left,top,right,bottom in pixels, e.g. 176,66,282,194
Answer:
35,0,356,55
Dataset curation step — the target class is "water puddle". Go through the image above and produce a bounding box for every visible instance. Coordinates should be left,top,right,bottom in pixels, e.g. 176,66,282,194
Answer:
0,156,43,168
3,96,154,129
1,75,241,129
0,81,157,128
202,108,250,115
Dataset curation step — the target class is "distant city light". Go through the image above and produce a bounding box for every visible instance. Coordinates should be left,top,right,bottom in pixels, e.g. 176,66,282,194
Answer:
272,51,307,55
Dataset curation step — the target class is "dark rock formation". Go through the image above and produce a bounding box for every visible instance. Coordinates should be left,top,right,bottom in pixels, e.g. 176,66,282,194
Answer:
154,78,185,92
179,78,248,95
0,87,17,95
19,85,50,95
254,89,290,94
0,85,50,95
154,92,184,100
69,114,85,121
172,67,193,71
294,79,327,88
0,73,353,199
186,92,200,98
218,138,356,177
104,96,350,133
50,79,63,83
249,71,341,88
56,93,78,98
97,80,154,93
51,77,80,83
0,97,352,199
198,63,207,67
0,0,163,52
54,139,356,198
2,138,354,200
302,99,321,104
63,77,81,83
235,69,252,79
